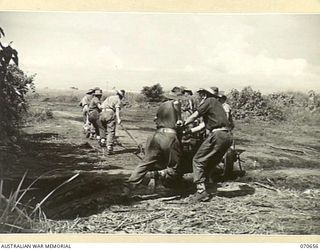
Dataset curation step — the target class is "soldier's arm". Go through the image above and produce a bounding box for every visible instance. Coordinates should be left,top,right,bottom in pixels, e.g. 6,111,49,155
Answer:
96,100,103,111
115,99,122,124
190,122,205,133
184,111,199,126
115,107,121,124
80,96,87,107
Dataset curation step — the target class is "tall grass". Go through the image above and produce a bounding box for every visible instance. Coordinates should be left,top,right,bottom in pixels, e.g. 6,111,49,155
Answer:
0,172,79,233
25,107,54,123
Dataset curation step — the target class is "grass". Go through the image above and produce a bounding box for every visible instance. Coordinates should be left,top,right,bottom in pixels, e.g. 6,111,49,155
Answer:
0,172,79,233
25,107,54,123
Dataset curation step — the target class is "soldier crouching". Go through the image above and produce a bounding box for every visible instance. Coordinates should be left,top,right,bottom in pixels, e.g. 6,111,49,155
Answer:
123,98,184,196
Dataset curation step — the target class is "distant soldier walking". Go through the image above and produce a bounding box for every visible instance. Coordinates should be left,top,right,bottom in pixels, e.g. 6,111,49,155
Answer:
79,88,95,135
100,89,125,154
88,88,103,140
308,90,317,112
184,87,233,202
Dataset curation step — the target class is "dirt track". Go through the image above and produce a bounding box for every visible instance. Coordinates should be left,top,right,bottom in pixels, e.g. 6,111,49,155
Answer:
2,100,320,234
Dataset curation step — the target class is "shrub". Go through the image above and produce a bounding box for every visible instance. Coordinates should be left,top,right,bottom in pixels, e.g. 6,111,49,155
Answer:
0,27,35,142
133,93,147,103
228,86,285,121
0,65,35,140
141,83,164,102
268,92,294,107
119,92,147,108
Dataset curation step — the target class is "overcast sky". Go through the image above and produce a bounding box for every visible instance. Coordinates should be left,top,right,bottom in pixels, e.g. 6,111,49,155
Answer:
0,12,319,93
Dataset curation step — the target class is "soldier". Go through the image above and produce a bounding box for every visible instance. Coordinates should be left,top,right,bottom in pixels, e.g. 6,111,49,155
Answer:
308,90,317,112
88,88,103,140
99,89,125,154
123,96,184,196
183,87,233,202
181,89,195,120
79,88,95,137
219,93,235,131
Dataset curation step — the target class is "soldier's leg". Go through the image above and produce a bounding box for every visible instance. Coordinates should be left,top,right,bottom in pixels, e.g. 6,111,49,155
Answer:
193,134,215,185
124,134,161,194
82,109,87,124
88,111,100,137
127,159,159,187
83,105,90,124
157,134,183,187
223,148,237,177
82,109,91,137
208,131,233,173
193,131,232,183
106,119,116,153
191,131,232,201
98,118,107,147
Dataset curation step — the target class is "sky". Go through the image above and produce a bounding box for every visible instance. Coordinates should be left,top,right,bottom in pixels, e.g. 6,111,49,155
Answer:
0,12,319,93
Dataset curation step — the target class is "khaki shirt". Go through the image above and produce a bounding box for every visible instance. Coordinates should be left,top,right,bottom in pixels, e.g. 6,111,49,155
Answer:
155,100,181,129
181,98,195,114
101,95,121,111
79,94,92,107
89,96,101,112
197,97,229,131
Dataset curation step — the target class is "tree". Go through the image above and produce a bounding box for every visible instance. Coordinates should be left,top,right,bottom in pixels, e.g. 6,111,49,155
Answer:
141,83,164,102
0,27,35,141
228,86,285,121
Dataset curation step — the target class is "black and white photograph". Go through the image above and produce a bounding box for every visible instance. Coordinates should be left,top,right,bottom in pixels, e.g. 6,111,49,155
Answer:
0,11,319,235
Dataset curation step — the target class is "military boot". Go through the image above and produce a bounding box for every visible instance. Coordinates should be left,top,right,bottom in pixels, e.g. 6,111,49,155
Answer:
147,170,161,192
189,183,210,202
122,185,132,197
106,146,113,155
99,138,106,147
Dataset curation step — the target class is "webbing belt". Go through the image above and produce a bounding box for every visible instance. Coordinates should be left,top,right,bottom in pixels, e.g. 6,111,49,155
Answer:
211,127,229,133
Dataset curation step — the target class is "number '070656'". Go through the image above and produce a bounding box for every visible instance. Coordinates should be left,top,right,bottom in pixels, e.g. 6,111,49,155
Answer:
300,244,318,248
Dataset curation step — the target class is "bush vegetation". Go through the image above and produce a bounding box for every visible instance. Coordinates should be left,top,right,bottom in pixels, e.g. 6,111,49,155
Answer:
227,86,319,122
141,83,164,102
0,28,35,143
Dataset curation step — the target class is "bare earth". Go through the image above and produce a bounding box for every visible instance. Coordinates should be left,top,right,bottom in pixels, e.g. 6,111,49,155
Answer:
2,100,320,234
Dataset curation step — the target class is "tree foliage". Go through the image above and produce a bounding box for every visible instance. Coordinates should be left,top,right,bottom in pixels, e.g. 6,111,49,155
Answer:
141,83,164,102
228,86,286,121
0,27,35,141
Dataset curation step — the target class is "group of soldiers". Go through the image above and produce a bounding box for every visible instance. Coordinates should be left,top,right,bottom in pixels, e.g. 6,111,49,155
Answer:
79,87,126,155
80,85,236,202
